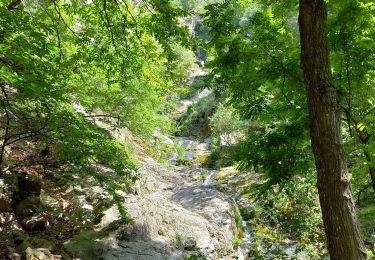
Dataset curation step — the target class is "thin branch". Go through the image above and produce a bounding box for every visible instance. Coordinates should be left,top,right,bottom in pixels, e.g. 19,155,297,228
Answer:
250,38,303,85
0,86,11,173
51,0,80,38
356,183,371,206
7,0,22,11
358,107,375,123
1,160,67,174
280,73,294,107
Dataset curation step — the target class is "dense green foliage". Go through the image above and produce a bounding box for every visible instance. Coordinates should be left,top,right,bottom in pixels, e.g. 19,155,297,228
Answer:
176,93,217,138
1,0,373,257
0,0,191,219
201,0,375,256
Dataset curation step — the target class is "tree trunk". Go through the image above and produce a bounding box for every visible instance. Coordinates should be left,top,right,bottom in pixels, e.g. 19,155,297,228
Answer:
298,1,367,259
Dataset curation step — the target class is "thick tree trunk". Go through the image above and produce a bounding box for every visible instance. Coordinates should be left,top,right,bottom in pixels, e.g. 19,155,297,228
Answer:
298,1,367,259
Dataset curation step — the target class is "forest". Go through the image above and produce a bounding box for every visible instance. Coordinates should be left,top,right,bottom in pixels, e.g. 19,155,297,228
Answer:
0,0,374,259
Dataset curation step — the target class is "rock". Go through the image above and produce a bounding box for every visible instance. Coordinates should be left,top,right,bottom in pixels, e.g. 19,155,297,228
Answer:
153,130,174,146
96,204,120,229
20,214,49,232
40,190,59,209
103,240,184,260
15,197,40,217
8,252,21,260
8,247,21,260
103,157,239,259
25,247,54,260
183,237,197,250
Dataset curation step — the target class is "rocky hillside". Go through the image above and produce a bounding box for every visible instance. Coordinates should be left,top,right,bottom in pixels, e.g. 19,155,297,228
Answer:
0,92,247,260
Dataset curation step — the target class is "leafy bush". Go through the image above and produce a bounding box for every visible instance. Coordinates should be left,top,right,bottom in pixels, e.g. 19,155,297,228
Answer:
248,176,328,259
176,93,217,139
233,115,313,185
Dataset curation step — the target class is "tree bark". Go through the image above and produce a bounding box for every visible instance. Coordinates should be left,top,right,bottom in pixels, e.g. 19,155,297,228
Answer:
298,1,367,259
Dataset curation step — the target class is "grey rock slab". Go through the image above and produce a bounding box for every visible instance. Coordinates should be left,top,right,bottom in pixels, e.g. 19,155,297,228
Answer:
104,240,184,260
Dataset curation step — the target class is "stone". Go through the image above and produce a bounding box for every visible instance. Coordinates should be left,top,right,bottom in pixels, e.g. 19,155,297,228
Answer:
183,237,197,251
102,156,239,259
8,252,21,260
20,214,49,232
25,247,53,260
7,247,21,260
40,190,59,209
96,204,120,229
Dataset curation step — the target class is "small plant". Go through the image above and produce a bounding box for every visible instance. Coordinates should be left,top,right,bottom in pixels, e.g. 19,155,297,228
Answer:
232,235,242,248
175,231,183,247
184,252,207,260
233,204,245,239
176,144,186,162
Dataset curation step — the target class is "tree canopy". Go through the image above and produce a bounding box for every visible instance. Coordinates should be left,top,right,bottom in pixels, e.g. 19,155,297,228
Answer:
0,0,374,259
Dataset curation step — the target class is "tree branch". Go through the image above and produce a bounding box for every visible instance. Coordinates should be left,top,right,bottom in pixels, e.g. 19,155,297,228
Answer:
7,0,22,11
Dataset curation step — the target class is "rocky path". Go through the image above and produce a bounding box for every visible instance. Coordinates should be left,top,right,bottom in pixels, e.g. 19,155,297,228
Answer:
103,154,244,260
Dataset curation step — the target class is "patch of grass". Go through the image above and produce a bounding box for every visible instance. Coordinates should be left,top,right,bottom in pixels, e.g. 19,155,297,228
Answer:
232,235,242,248
233,204,245,239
